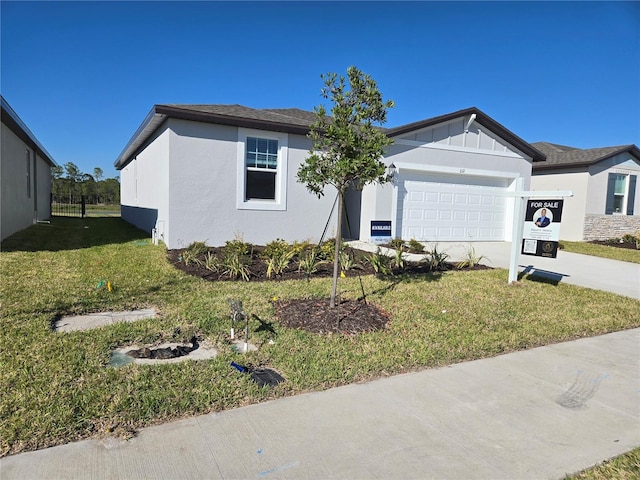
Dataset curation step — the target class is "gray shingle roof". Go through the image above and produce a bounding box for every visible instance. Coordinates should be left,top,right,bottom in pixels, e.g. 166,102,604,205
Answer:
115,104,543,169
531,142,640,171
162,104,319,128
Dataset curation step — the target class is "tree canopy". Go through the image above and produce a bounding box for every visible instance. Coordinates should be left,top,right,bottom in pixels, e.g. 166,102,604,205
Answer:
297,66,394,197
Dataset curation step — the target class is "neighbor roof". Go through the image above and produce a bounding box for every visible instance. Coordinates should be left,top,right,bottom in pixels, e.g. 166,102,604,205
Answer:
1,95,57,167
114,104,544,170
531,142,640,171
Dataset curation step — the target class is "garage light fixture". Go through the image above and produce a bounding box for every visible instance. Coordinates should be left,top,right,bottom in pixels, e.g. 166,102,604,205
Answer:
387,163,396,177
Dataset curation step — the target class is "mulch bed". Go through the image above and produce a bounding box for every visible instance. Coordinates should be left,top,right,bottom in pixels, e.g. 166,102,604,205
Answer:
167,245,490,334
274,298,390,334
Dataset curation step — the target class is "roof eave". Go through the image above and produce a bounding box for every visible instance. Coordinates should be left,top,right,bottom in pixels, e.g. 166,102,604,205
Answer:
1,96,58,167
114,106,167,170
114,105,315,170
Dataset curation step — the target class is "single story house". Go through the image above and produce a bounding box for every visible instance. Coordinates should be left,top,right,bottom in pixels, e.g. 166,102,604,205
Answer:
114,105,545,249
530,142,640,241
1,96,57,241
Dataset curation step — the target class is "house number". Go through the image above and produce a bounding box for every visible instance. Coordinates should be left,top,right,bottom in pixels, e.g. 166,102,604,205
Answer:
459,168,466,173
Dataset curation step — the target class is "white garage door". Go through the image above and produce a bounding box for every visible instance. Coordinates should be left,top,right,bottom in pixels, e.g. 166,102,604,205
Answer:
397,172,509,241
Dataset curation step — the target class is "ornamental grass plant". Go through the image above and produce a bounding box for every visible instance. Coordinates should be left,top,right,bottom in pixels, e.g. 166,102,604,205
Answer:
1,217,639,457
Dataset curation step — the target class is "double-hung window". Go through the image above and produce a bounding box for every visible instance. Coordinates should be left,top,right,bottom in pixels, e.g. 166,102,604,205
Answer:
237,128,288,210
606,172,637,215
245,137,278,200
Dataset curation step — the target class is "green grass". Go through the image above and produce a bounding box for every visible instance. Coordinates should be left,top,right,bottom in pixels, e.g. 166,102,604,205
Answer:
561,241,640,264
2,217,640,457
85,204,120,216
566,447,640,479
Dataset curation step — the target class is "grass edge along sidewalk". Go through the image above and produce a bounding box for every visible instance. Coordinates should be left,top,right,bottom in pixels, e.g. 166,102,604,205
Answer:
1,217,639,459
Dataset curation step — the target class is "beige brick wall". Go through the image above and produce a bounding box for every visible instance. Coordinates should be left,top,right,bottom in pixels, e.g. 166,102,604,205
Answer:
583,215,640,240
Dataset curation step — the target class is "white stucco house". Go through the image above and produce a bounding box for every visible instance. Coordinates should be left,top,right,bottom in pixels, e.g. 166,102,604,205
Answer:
530,142,640,241
1,96,57,241
114,105,545,249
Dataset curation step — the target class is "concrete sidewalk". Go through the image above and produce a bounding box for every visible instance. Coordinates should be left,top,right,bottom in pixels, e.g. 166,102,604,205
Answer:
2,328,639,480
350,241,640,300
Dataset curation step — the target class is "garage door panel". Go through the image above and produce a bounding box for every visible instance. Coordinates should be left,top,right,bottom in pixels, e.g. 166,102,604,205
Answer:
398,173,509,241
440,193,453,204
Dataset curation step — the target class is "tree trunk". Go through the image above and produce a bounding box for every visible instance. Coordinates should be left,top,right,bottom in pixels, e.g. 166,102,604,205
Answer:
330,191,344,308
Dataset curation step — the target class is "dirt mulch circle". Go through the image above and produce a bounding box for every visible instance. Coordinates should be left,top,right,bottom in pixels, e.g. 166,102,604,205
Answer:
274,298,390,334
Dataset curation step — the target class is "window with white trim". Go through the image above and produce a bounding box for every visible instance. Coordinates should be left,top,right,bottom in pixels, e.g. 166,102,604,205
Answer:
606,172,637,215
237,128,288,210
246,137,278,200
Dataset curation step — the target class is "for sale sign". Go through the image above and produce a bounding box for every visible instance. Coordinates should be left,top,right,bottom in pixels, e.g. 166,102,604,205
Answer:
521,199,564,258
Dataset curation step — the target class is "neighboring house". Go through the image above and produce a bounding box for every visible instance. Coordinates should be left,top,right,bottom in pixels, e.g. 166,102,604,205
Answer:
530,142,640,241
114,105,544,249
1,96,57,241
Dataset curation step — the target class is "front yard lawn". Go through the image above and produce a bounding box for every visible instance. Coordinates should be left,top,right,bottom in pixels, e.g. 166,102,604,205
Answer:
2,217,639,457
561,240,640,264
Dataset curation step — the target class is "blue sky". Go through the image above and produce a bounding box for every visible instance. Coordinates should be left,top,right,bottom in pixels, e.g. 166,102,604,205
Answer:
2,1,639,179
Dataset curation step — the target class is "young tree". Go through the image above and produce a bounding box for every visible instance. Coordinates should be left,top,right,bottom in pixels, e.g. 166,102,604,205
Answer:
298,66,394,308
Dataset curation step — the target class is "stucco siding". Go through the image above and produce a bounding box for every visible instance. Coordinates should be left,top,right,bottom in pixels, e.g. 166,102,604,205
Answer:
35,152,52,220
1,123,35,240
530,171,588,241
120,124,170,240
164,119,337,248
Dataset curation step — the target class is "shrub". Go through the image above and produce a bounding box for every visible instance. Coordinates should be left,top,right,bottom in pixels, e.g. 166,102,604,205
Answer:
392,247,406,269
202,252,220,272
298,248,323,277
186,241,208,256
422,245,450,271
263,240,295,278
408,239,425,254
457,246,488,269
224,233,252,256
183,241,208,265
365,248,393,277
389,238,405,251
221,251,251,281
319,238,341,261
339,249,358,272
290,239,313,256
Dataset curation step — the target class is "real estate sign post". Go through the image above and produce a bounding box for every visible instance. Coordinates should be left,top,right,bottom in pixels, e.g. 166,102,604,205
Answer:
521,199,564,258
506,182,572,283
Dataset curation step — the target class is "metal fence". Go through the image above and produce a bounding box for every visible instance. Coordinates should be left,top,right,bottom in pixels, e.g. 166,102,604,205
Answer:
51,194,86,218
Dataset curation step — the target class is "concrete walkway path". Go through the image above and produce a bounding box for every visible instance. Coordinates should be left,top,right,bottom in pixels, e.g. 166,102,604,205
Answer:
2,328,639,480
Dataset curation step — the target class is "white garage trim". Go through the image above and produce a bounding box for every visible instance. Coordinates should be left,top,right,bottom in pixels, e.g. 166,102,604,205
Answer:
394,170,514,242
392,161,520,179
